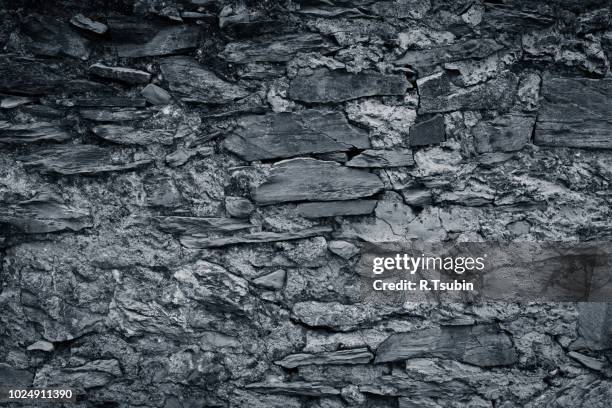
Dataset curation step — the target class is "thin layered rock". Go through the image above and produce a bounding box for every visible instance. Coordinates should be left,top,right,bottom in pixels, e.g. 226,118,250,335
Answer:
245,382,340,397
160,57,248,104
534,75,612,149
64,98,147,108
220,33,336,63
0,121,71,143
114,25,200,58
253,158,384,205
289,69,411,103
375,324,518,367
0,58,64,95
157,216,253,234
19,145,152,175
224,110,369,161
409,115,446,146
296,200,377,218
0,194,91,233
79,109,152,122
395,39,504,68
473,113,536,153
89,63,151,84
346,148,414,168
21,14,90,60
70,14,108,34
92,125,175,145
275,348,373,368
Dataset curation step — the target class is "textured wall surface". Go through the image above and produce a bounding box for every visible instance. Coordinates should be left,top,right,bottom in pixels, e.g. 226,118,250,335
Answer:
1,0,612,407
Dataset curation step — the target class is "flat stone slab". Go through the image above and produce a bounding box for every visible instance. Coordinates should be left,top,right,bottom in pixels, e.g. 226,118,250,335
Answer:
418,71,518,113
157,216,253,234
253,158,384,205
245,381,340,397
289,69,411,103
534,75,612,149
224,110,369,161
473,113,536,153
80,108,152,122
275,348,373,368
0,57,64,95
89,63,151,84
375,324,517,367
92,125,175,145
22,14,90,60
221,33,335,63
70,14,107,34
346,148,414,168
180,226,333,248
297,200,377,218
395,39,504,68
114,25,200,58
0,121,71,144
409,115,446,146
19,145,152,175
160,57,248,104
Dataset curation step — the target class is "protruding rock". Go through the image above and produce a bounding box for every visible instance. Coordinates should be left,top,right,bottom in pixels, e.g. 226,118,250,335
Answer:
225,197,255,218
157,216,252,235
0,121,71,144
346,148,414,168
395,39,504,69
64,97,147,107
245,381,340,397
409,115,446,146
275,348,373,368
80,108,152,122
253,269,286,290
160,57,248,104
224,110,369,161
1,96,34,109
89,63,151,84
473,113,536,153
22,14,90,59
92,125,175,145
114,25,200,57
289,69,411,103
70,14,108,34
568,351,605,371
27,340,55,352
140,83,171,105
221,33,335,63
297,200,377,218
253,158,384,205
328,240,359,260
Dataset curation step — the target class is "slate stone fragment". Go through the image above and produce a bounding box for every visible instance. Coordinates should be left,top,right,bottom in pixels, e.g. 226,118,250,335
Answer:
0,58,64,95
0,363,34,388
92,125,175,146
180,226,333,248
160,57,249,104
328,240,359,259
157,216,253,235
0,121,71,144
253,158,384,205
296,200,377,218
22,14,90,60
19,145,152,175
245,381,340,397
140,84,172,105
1,96,34,109
64,97,147,107
346,148,414,168
409,115,445,146
221,33,335,63
289,69,411,103
395,39,504,68
70,14,108,34
27,340,55,352
253,269,286,290
114,25,200,57
275,348,373,368
225,197,255,218
165,146,213,167
375,324,517,367
224,110,370,161
534,75,612,149
80,108,152,122
417,71,518,113
577,303,612,350
0,193,91,233
473,113,536,153
89,63,151,84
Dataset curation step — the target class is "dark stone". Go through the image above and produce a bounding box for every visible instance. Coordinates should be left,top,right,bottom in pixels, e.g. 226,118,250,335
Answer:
577,303,612,350
221,33,336,63
395,39,504,68
18,145,152,175
180,226,333,248
289,69,411,103
140,84,172,105
275,348,373,368
253,158,384,205
224,110,370,161
375,324,517,367
89,63,151,84
21,14,90,60
79,108,152,122
346,148,414,168
473,113,536,153
0,57,64,95
114,25,200,58
0,121,71,144
296,200,377,218
64,98,147,107
418,71,518,113
70,14,108,34
160,57,249,104
157,216,253,235
92,125,175,145
245,381,340,397
0,364,34,388
534,75,612,149
409,115,446,146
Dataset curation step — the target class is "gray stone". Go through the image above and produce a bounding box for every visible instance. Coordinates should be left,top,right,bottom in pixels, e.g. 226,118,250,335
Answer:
140,83,172,105
92,125,175,145
577,303,612,350
568,351,605,371
19,145,152,175
22,14,90,60
65,97,147,107
395,39,504,68
409,115,445,146
114,25,200,58
224,110,369,161
0,363,34,388
157,216,253,235
246,381,340,397
417,71,519,113
1,96,34,109
160,57,248,104
297,200,377,218
328,240,359,259
221,33,335,63
80,108,152,122
375,324,517,367
534,75,612,149
289,69,411,103
275,348,373,368
165,146,213,167
0,121,71,144
346,148,414,168
70,14,108,34
27,340,55,352
89,63,151,84
473,113,536,153
400,189,432,206
253,269,286,290
253,158,384,205
225,197,255,218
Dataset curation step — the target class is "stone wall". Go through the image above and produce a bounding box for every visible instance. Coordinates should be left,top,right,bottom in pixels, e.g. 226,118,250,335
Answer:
1,0,611,407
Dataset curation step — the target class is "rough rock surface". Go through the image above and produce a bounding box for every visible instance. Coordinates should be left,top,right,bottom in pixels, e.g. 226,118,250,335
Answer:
1,1,611,407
